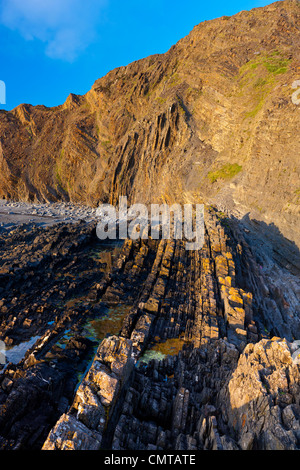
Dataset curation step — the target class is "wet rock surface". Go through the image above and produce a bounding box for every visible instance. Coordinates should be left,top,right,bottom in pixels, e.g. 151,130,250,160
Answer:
0,206,299,450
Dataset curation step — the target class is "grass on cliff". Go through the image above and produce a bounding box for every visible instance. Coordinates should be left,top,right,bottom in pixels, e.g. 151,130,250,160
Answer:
237,50,292,119
239,50,291,79
208,163,242,183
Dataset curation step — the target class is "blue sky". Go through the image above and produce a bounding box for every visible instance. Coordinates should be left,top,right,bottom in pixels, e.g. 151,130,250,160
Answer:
0,0,272,111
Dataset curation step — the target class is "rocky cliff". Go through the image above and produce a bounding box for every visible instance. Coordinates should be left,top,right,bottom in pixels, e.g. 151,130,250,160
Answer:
0,0,299,250
0,1,300,451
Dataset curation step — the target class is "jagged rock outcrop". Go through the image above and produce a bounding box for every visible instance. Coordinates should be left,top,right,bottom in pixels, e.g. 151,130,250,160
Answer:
220,338,300,450
0,0,299,250
32,206,299,451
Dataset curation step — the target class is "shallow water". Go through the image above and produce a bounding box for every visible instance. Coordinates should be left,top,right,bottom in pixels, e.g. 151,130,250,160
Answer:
73,303,133,392
1,240,125,373
4,335,41,365
88,240,124,273
138,336,186,365
82,303,133,342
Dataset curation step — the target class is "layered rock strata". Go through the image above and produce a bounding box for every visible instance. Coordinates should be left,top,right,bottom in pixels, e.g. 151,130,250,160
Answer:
37,207,300,450
0,0,299,250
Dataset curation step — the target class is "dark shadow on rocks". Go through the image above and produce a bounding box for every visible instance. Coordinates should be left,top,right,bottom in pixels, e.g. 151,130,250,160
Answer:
213,210,300,342
237,212,300,275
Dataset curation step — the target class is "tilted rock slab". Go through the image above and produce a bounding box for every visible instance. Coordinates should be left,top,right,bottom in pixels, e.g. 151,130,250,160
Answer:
42,335,134,450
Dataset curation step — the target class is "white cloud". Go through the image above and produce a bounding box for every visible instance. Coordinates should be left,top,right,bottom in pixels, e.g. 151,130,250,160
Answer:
0,0,107,61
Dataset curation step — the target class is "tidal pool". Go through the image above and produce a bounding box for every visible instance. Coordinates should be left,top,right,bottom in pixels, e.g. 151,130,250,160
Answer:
74,303,133,391
88,240,124,273
82,303,133,342
3,335,41,366
138,336,186,365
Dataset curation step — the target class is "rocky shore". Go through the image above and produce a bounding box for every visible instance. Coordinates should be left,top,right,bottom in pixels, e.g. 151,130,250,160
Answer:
0,200,97,229
0,204,299,450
